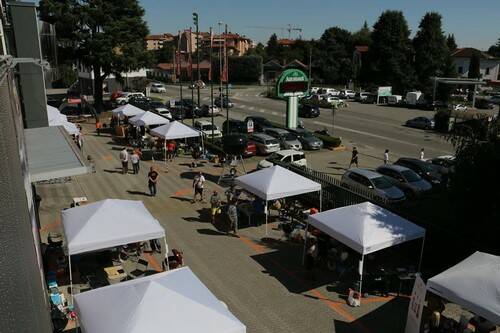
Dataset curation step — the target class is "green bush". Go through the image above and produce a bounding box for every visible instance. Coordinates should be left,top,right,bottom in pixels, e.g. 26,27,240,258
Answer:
434,109,450,132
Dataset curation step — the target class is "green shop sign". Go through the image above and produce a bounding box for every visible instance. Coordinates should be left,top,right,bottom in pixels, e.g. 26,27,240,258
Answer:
276,69,309,98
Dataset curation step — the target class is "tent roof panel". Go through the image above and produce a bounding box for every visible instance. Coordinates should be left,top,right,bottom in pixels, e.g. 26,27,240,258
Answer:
150,121,201,140
129,111,169,126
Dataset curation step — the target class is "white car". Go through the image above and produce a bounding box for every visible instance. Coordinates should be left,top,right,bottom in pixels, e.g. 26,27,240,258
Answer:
150,83,166,93
194,120,222,139
155,107,172,119
115,92,145,105
257,150,307,169
322,88,340,96
451,104,467,112
340,89,355,99
310,87,321,94
324,96,345,105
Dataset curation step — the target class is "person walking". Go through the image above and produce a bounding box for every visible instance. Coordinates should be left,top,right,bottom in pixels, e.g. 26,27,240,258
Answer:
227,199,238,236
210,190,221,224
383,149,390,165
95,117,101,136
420,148,425,160
166,140,176,162
130,150,140,174
119,147,129,174
349,147,359,168
192,171,206,202
148,166,159,196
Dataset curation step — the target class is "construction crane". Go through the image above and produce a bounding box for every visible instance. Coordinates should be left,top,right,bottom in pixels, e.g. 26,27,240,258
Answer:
244,24,303,39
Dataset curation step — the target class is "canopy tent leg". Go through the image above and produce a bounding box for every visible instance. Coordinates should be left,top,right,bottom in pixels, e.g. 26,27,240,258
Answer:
69,254,74,305
302,218,309,265
240,155,247,174
164,139,167,166
358,255,364,306
418,235,426,272
164,237,170,271
319,190,323,212
265,201,268,236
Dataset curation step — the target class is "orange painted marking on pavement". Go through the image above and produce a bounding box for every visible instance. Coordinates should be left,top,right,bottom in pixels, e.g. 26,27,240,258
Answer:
40,219,61,232
173,188,192,197
143,253,162,272
102,154,113,161
238,235,267,254
360,296,395,304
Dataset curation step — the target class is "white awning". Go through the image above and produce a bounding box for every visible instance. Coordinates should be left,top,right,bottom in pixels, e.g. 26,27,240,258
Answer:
74,267,246,333
111,104,145,118
129,111,169,127
308,202,425,255
235,165,321,201
47,104,80,135
25,126,90,182
427,251,500,325
61,199,165,255
150,121,201,140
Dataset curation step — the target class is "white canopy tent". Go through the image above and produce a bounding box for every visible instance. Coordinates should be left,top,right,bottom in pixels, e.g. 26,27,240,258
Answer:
129,111,169,127
307,202,426,304
235,165,322,234
61,199,166,302
427,251,500,325
150,121,203,164
111,104,145,118
74,267,247,333
47,105,79,135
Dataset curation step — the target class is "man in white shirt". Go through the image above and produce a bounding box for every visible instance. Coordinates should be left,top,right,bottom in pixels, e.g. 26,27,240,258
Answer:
130,151,140,174
119,147,129,174
192,171,206,202
420,148,425,160
383,149,389,164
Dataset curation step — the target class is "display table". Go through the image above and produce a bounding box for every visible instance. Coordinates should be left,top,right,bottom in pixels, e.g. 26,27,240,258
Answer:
104,265,127,284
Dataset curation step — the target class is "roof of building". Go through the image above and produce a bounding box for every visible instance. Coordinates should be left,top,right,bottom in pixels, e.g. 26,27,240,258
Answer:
355,45,369,53
278,39,297,46
157,60,211,71
284,59,308,69
451,47,497,60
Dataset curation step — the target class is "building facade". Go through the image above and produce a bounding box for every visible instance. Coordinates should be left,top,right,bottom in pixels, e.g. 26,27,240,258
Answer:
451,48,500,81
145,33,174,51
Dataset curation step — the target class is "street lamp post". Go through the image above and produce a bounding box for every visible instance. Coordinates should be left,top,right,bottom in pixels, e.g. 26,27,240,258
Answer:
193,12,200,107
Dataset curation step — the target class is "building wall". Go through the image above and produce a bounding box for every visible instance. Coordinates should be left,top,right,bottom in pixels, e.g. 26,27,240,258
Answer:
0,67,52,333
146,39,163,51
453,57,500,81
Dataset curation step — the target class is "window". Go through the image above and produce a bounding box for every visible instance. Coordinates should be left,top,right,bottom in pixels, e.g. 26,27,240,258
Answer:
282,156,292,163
485,67,490,75
458,66,464,74
293,153,305,162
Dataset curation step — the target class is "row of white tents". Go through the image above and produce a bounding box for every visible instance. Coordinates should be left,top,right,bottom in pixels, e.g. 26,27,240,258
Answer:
235,166,499,325
47,105,80,135
60,199,246,333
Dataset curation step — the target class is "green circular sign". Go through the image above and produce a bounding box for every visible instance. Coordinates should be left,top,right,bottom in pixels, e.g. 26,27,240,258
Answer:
275,69,309,98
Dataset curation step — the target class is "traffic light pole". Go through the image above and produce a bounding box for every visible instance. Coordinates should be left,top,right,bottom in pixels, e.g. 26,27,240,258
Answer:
193,12,201,107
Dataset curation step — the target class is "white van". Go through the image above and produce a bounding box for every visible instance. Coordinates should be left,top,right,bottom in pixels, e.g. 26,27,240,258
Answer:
257,150,307,169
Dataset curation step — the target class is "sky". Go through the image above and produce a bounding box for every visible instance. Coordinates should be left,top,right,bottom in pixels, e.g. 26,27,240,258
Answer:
141,0,500,50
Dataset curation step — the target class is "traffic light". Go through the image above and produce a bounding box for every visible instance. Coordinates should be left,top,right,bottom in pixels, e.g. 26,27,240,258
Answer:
192,12,198,26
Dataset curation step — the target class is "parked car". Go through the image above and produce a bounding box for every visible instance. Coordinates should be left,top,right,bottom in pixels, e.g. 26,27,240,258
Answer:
264,128,302,150
475,99,495,110
489,95,500,104
243,140,257,157
450,104,467,112
150,83,166,93
298,104,320,118
115,92,145,105
200,104,221,116
257,150,307,169
354,92,370,102
387,95,403,105
427,155,456,174
341,168,406,202
249,133,280,155
319,88,340,96
405,117,435,130
375,165,432,198
244,116,273,132
339,89,355,99
222,119,246,134
394,158,442,185
194,120,222,140
149,101,172,119
180,99,202,118
288,128,323,150
215,95,233,108
310,87,321,94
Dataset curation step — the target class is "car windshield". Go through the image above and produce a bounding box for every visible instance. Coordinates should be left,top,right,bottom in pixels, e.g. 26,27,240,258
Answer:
265,139,279,145
372,176,393,189
201,124,216,131
150,102,164,107
301,131,314,138
283,133,297,141
401,170,421,182
268,152,282,160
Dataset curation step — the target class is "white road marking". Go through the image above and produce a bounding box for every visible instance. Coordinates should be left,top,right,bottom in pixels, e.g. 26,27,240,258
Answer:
259,109,266,113
249,106,255,110
271,111,278,115
240,104,246,108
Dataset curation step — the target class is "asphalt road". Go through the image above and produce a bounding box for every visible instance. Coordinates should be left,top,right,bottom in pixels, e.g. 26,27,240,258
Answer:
154,85,455,166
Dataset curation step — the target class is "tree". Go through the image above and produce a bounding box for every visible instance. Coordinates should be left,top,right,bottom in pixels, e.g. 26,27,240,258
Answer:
468,53,481,79
246,42,267,59
413,12,448,95
367,11,414,93
352,21,372,46
487,38,500,57
39,0,152,111
153,43,174,63
315,27,353,84
266,34,282,61
446,34,457,51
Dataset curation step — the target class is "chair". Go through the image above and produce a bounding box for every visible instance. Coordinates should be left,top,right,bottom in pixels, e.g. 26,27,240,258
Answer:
129,259,149,278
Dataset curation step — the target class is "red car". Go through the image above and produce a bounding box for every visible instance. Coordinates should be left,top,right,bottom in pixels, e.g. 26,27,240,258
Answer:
243,141,257,157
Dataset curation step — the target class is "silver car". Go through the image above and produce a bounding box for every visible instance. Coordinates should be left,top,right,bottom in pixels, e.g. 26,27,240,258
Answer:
341,168,406,202
249,133,280,155
376,165,432,198
264,128,302,150
288,128,323,150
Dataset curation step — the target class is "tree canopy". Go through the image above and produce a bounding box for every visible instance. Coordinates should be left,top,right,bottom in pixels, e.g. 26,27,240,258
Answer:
315,27,353,84
39,0,152,111
446,34,458,51
487,38,500,58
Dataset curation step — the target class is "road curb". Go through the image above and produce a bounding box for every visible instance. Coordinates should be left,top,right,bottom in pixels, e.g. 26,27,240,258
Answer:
329,144,347,151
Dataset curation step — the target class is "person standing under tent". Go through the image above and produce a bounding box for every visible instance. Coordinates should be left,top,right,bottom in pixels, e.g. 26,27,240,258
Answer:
349,147,359,168
305,238,318,280
130,150,140,174
148,166,159,197
119,147,129,174
383,149,389,165
192,171,206,202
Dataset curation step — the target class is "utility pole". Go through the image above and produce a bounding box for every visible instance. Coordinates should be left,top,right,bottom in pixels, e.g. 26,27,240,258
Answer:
189,27,194,127
177,31,183,123
193,12,200,107
218,22,223,100
209,26,214,142
225,23,229,135
307,46,312,93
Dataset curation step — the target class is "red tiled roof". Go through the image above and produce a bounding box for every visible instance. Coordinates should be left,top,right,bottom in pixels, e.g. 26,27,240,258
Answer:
278,39,296,46
451,47,495,59
355,45,369,53
157,60,211,71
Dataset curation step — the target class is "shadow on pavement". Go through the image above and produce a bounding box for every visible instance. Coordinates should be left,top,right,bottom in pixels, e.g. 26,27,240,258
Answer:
126,190,150,197
103,169,122,174
333,297,408,333
196,228,227,236
171,196,193,202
